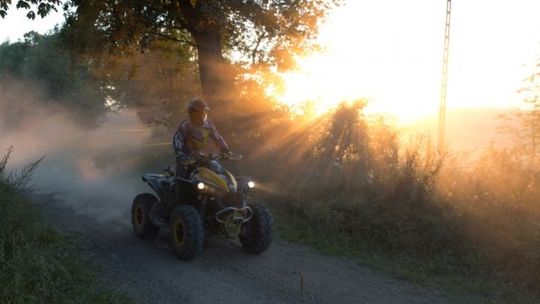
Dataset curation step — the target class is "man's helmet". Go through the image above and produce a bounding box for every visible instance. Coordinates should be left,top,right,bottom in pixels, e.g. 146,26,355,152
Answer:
188,98,210,113
187,98,209,125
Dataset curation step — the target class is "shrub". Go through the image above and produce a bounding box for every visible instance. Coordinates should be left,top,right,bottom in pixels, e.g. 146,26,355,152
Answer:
259,103,540,294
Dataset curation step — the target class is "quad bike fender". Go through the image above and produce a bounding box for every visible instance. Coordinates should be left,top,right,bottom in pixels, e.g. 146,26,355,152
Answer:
142,174,168,199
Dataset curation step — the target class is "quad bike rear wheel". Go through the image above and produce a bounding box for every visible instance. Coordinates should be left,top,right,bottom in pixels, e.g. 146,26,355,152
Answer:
131,193,160,238
240,205,273,254
170,205,204,260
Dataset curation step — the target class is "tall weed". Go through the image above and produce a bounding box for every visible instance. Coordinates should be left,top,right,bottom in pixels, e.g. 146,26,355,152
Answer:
253,103,540,293
0,148,129,303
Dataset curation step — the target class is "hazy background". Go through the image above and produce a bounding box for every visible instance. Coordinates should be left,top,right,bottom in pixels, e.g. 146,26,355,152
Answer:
0,78,160,223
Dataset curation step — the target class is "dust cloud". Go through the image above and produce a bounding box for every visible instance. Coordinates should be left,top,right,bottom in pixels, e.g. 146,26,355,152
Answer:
0,79,170,224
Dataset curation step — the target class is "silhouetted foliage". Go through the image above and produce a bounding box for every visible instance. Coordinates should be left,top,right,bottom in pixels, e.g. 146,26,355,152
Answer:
0,0,62,19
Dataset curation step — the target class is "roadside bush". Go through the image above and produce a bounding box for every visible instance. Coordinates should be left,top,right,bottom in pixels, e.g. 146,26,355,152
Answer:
436,147,540,291
267,103,463,255
255,102,540,294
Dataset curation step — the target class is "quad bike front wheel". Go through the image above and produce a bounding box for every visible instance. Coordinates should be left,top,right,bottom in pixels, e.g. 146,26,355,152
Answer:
169,205,204,260
240,205,273,254
131,193,160,238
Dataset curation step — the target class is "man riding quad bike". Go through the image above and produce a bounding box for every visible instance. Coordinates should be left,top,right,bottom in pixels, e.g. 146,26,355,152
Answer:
131,98,273,260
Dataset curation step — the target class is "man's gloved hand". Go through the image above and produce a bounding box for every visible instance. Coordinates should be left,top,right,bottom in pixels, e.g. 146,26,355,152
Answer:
223,150,243,161
177,154,196,165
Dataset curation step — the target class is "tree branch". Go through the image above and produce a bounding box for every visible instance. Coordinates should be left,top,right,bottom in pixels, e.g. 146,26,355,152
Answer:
149,31,196,47
251,32,266,66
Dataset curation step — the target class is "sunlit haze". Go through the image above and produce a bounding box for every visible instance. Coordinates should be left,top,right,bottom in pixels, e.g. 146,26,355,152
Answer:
273,0,540,123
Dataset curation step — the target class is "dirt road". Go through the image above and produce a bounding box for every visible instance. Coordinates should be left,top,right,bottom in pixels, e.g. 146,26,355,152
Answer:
33,192,449,304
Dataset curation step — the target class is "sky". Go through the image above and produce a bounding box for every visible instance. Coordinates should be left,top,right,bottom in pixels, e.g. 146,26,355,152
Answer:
1,1,540,123
0,4,64,42
276,0,540,122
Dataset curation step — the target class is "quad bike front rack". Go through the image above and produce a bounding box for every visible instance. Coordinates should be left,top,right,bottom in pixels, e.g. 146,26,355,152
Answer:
215,206,253,238
215,206,253,224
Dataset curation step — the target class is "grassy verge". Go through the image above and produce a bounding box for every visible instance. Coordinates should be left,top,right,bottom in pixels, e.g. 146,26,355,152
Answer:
0,179,131,303
270,200,538,304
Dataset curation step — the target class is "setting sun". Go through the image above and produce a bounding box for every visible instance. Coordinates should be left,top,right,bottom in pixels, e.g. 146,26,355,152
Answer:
271,0,540,124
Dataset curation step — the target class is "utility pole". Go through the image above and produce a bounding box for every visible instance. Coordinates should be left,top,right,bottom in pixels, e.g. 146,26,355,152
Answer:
438,0,452,153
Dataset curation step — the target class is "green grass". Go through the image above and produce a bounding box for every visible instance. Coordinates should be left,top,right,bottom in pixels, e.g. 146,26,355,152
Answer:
271,203,540,304
0,180,132,304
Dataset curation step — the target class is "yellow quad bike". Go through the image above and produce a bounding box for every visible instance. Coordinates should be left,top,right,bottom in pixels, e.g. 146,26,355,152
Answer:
131,152,273,260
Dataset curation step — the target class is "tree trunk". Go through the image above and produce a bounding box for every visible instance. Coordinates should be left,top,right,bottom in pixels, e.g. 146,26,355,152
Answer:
176,1,233,119
190,25,237,132
192,27,229,108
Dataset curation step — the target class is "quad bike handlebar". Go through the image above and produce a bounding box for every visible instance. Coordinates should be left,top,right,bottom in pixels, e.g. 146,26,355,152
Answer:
195,151,243,162
171,152,243,176
173,151,243,169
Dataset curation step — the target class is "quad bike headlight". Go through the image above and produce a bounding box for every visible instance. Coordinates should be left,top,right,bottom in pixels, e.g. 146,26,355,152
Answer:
197,182,205,190
247,181,255,189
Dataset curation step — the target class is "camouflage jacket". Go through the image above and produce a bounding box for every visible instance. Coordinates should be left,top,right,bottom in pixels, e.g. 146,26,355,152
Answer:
172,119,229,159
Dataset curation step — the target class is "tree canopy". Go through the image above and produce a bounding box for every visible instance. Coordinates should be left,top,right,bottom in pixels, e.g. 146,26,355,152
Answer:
1,0,339,107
